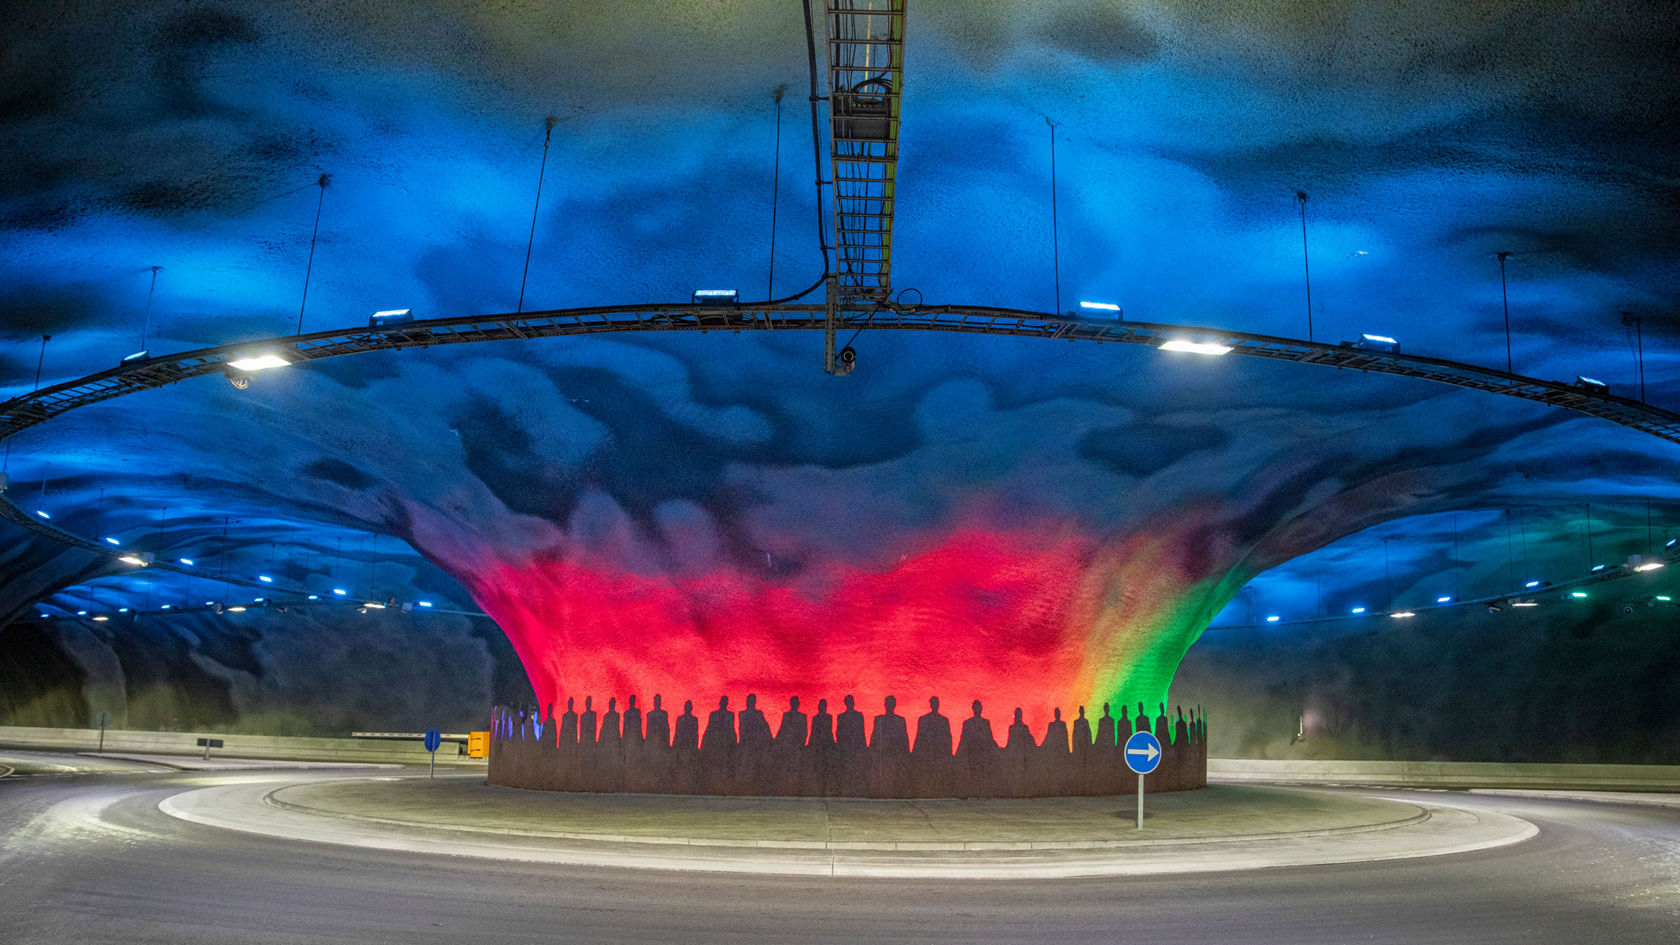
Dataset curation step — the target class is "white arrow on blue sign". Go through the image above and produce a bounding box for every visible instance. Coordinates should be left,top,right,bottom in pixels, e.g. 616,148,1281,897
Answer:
1123,730,1162,775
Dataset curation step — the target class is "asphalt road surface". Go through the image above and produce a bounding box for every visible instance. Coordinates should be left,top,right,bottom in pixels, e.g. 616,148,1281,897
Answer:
2,761,1676,944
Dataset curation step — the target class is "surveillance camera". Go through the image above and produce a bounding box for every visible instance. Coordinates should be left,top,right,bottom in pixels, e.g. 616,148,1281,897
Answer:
836,345,857,376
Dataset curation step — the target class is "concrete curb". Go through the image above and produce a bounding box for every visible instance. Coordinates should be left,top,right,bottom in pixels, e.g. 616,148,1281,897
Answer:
158,774,1538,878
263,783,1432,852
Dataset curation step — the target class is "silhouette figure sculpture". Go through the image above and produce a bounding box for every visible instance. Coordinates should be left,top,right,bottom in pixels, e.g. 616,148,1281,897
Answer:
1043,708,1070,754
1117,704,1131,739
1097,703,1116,748
623,695,644,745
1136,702,1151,736
836,695,867,749
601,697,622,745
1175,706,1189,746
702,696,737,753
775,696,808,747
1006,708,1035,749
739,694,774,749
871,695,910,753
580,696,599,746
645,695,670,748
672,699,699,751
808,698,835,748
1072,706,1092,748
559,697,579,745
1156,703,1170,745
913,697,953,756
957,700,996,753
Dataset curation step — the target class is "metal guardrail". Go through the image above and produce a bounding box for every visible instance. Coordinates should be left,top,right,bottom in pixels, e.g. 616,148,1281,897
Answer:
3,302,1677,446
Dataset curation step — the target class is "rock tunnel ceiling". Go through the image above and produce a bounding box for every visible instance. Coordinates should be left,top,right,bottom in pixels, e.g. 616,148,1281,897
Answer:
2,1,1677,724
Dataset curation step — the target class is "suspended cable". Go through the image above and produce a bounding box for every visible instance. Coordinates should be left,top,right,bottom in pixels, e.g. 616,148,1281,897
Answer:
296,174,330,335
519,117,560,314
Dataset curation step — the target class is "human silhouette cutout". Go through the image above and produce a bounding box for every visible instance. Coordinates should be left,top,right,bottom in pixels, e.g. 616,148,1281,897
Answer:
1156,703,1170,744
739,694,773,749
645,694,670,748
623,694,644,745
559,697,579,744
672,699,699,750
913,696,953,756
1175,706,1189,746
775,696,808,747
1006,708,1035,749
870,695,910,753
836,695,866,749
702,695,737,752
1097,702,1116,748
1044,707,1070,754
958,700,996,753
601,697,622,745
808,698,835,748
1072,705,1092,748
1118,704,1131,739
1136,702,1151,736
580,696,599,746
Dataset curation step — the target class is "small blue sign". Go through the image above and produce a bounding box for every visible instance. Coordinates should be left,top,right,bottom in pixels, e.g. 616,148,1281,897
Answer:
1124,730,1162,775
424,728,441,753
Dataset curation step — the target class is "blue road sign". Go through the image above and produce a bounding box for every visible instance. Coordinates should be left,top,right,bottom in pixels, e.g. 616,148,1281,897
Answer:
424,728,442,753
1124,730,1162,775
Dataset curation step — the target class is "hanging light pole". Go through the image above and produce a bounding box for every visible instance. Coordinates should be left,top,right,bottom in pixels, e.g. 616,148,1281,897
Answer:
518,116,560,314
296,174,331,335
1622,311,1645,403
1497,251,1513,374
768,85,786,301
1297,191,1313,342
141,266,161,352
1047,117,1062,316
4,334,51,482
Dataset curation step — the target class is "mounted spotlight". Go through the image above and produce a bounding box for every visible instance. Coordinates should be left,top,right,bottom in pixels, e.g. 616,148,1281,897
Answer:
835,345,858,376
1077,301,1123,319
225,352,290,388
1345,333,1401,353
1573,375,1609,393
691,289,739,304
1487,600,1506,613
369,308,414,327
122,350,149,363
117,553,153,567
1160,338,1233,356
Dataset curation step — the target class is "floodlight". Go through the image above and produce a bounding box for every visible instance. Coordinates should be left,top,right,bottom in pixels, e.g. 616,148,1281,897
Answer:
307,594,320,600
692,289,739,303
118,608,130,613
92,615,109,622
180,558,194,566
161,605,173,610
1389,611,1416,618
1350,606,1366,614
1573,376,1608,391
1078,301,1122,316
105,537,120,546
363,601,386,610
35,510,50,519
76,610,87,616
1362,334,1398,345
227,354,290,371
1525,580,1541,588
1657,596,1673,603
1436,595,1453,604
332,588,348,596
122,350,149,362
1636,562,1665,572
418,600,433,608
118,555,148,567
1590,564,1608,573
370,308,414,327
1160,339,1232,356
226,605,247,613
258,575,273,583
1512,600,1538,608
1265,615,1280,623
1570,591,1588,599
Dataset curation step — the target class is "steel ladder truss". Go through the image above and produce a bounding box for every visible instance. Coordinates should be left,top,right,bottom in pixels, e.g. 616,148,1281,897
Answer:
824,0,906,373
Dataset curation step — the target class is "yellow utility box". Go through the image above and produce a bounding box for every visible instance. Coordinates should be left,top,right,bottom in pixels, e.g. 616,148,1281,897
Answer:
466,731,490,759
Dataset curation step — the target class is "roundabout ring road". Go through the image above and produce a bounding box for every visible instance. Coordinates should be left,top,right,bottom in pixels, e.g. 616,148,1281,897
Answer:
2,762,1677,944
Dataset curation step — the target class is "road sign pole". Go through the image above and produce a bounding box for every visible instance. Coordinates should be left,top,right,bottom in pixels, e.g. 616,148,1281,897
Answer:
1137,774,1144,830
430,751,436,779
